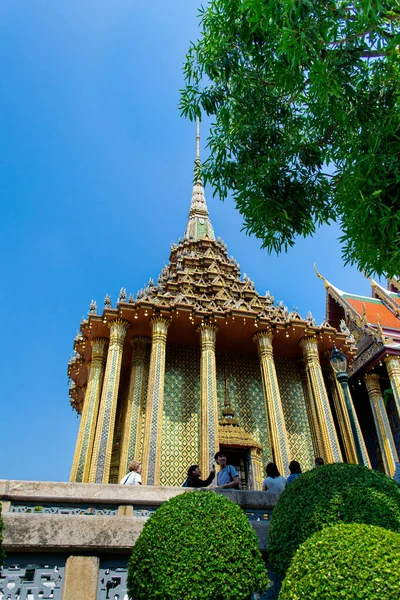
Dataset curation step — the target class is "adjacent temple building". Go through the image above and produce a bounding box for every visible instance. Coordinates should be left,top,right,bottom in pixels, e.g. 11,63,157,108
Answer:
68,126,400,489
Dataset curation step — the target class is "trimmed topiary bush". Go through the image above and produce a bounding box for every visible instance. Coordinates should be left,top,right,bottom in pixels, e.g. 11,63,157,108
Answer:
279,523,400,600
127,491,269,600
268,463,400,575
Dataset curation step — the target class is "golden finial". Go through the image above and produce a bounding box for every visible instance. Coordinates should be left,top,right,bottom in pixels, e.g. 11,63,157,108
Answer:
313,263,330,289
364,270,377,288
361,301,367,324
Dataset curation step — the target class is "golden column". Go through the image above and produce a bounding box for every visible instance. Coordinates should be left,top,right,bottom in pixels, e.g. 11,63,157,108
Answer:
141,316,171,485
118,336,151,480
197,323,220,475
327,371,370,466
364,373,398,476
70,338,108,483
253,330,291,476
89,320,129,484
300,337,342,463
384,355,400,418
298,360,325,458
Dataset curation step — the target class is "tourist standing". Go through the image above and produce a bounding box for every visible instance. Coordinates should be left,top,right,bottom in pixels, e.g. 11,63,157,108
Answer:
120,460,142,485
214,451,240,489
262,462,286,494
314,457,324,468
287,460,302,484
183,464,215,488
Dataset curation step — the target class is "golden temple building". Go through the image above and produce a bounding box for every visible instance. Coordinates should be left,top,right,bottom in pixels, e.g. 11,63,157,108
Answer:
68,126,399,489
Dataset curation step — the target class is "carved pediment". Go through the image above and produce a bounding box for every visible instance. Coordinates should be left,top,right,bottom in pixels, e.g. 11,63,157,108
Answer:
207,262,220,273
216,288,232,301
211,275,226,286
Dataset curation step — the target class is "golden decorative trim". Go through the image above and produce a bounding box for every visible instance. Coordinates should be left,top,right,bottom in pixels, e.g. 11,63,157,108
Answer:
384,356,400,418
70,338,108,482
327,371,370,467
313,263,331,289
364,373,398,476
300,336,342,463
141,317,171,485
89,324,129,483
218,425,262,449
198,323,219,474
118,337,151,480
253,330,291,476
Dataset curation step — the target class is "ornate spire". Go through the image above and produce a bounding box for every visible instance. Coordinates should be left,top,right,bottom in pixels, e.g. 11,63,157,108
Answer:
220,378,238,426
184,118,215,242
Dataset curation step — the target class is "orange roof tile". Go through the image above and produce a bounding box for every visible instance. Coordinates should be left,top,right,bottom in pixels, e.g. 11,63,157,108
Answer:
389,293,400,306
345,297,400,330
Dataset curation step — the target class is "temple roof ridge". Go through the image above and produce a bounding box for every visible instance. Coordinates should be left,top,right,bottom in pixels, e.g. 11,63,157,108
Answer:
313,263,346,296
184,119,215,242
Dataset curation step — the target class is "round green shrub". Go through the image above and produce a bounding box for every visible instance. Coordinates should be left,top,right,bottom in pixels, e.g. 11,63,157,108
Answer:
268,463,400,575
127,491,269,600
279,523,400,600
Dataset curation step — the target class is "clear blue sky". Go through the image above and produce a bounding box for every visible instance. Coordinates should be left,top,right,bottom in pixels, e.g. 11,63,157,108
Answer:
0,1,374,482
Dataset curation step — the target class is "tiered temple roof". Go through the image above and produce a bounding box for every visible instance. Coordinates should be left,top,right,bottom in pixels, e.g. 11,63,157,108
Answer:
316,268,400,377
68,131,352,413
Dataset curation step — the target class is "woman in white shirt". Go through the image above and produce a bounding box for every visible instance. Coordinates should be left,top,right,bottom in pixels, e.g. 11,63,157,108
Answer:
262,462,286,494
120,460,142,485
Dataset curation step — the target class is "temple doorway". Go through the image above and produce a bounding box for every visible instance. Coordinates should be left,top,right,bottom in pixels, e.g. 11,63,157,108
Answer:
219,446,251,489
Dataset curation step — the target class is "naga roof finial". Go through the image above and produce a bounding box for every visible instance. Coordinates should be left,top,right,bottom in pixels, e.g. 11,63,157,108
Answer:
314,263,331,289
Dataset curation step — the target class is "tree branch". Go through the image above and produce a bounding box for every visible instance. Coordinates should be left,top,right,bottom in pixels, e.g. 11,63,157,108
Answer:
328,27,377,46
360,51,387,58
317,123,339,148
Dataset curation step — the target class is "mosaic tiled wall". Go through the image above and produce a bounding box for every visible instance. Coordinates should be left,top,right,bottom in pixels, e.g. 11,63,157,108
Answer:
109,372,129,484
160,344,201,486
275,358,314,470
216,350,272,465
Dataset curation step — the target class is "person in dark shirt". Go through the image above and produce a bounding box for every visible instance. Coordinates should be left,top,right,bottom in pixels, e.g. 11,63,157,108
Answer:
184,464,215,488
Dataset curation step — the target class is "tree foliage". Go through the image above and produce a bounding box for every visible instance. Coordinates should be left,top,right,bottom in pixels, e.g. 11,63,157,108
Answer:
279,523,400,600
127,491,268,600
267,462,400,575
180,0,400,276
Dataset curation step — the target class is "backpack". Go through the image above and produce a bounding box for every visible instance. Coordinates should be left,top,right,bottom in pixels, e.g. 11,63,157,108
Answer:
182,478,190,487
218,465,241,489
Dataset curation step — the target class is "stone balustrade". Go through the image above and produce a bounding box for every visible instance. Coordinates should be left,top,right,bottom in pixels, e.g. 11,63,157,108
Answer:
0,480,280,600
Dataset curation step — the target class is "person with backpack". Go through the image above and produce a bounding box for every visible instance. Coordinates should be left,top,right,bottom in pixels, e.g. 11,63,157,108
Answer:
183,464,215,488
214,451,240,489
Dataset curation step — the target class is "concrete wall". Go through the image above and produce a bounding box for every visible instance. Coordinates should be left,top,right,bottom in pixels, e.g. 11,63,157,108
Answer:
0,480,279,599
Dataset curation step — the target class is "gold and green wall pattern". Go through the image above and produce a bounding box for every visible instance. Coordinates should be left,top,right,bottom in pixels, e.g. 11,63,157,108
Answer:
161,344,201,486
216,350,272,465
274,357,314,470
